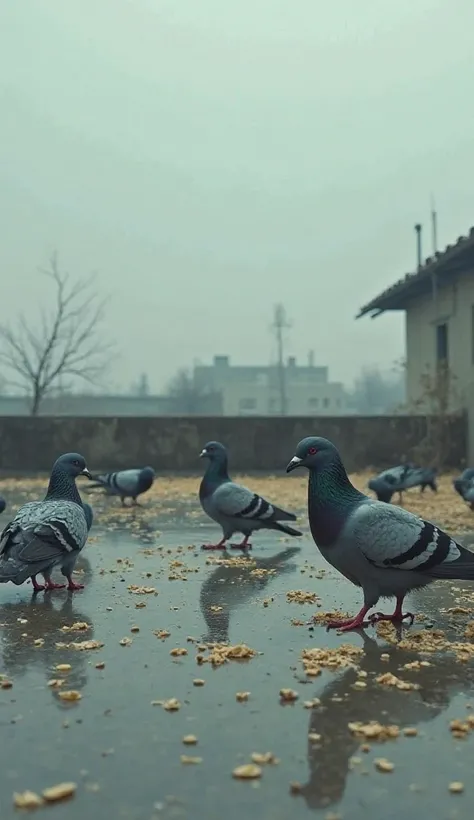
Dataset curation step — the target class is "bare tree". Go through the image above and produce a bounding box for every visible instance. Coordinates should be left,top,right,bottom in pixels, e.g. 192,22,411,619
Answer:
351,365,405,415
0,253,114,415
166,368,205,414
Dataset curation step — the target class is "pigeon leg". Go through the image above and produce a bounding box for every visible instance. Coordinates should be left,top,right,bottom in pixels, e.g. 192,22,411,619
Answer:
31,575,45,592
201,537,227,550
43,573,66,590
325,604,372,632
368,595,415,626
230,534,252,550
65,575,84,591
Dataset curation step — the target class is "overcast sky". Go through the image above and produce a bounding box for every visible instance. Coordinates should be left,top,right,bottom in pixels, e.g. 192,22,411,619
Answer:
2,0,473,393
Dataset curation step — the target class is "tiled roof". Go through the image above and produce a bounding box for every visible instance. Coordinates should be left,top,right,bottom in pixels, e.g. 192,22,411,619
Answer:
357,226,474,318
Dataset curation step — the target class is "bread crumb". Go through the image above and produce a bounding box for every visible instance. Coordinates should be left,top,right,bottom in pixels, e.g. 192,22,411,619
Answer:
58,690,81,702
13,791,43,809
374,758,394,772
279,688,298,702
42,782,77,802
233,764,262,779
449,781,464,794
251,752,279,765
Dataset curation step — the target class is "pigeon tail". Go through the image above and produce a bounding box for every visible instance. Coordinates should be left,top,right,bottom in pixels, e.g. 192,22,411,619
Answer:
271,522,303,537
0,557,34,586
424,546,474,580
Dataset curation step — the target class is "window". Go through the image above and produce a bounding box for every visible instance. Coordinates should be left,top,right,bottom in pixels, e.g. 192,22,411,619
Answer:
308,397,319,408
238,397,257,411
323,397,330,408
436,323,448,362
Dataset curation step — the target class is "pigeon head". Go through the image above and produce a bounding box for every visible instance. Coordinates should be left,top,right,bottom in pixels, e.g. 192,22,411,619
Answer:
199,441,227,462
286,436,340,473
53,452,91,479
141,466,155,479
45,452,91,504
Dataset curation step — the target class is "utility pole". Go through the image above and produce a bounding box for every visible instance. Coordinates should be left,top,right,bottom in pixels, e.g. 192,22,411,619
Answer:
271,303,291,415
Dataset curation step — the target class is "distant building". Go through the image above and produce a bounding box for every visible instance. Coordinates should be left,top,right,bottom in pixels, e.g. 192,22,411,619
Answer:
193,355,348,416
357,226,474,412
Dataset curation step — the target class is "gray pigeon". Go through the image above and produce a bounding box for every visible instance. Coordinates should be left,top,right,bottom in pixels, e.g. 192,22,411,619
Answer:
368,464,437,504
199,441,302,550
0,495,5,515
87,467,155,506
83,502,94,530
286,436,474,632
453,468,474,509
0,453,91,592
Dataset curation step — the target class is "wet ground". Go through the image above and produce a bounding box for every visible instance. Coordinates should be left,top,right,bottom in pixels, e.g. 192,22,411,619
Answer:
1,477,474,818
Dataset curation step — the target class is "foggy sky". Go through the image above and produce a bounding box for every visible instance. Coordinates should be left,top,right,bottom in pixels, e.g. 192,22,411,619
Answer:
2,0,473,393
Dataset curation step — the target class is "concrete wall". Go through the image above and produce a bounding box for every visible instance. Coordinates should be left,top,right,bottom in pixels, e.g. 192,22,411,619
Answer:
0,393,222,416
405,271,474,410
0,414,466,473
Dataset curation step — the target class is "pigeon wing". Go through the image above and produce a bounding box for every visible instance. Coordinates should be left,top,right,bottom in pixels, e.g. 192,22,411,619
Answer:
114,470,141,495
347,501,464,573
211,482,293,522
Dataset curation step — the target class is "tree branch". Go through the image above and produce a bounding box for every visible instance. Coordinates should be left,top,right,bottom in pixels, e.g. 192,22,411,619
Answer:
0,253,115,413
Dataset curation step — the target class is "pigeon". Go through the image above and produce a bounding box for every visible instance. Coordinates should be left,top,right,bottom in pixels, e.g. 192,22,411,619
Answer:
453,468,474,509
0,453,91,593
87,467,155,506
199,440,302,550
368,464,437,504
0,495,5,515
286,436,474,632
82,502,94,531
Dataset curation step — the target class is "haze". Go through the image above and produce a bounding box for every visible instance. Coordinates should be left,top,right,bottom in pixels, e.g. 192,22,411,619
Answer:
2,0,473,393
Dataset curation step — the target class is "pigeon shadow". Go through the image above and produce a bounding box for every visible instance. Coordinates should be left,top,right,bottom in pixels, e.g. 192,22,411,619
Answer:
199,546,301,643
297,631,474,810
0,558,95,707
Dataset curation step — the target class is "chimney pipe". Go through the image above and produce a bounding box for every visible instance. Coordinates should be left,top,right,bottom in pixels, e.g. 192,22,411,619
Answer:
414,223,422,269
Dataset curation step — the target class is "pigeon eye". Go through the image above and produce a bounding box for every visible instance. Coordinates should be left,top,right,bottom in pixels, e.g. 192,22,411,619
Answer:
308,447,317,455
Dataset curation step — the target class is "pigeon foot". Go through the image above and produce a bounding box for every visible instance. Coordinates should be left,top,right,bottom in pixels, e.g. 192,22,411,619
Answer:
45,581,66,590
31,576,45,592
326,617,371,632
325,604,372,632
66,578,84,591
368,611,415,626
201,542,227,550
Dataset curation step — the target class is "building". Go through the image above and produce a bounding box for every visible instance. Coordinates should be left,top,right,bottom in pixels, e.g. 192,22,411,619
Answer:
193,355,348,416
357,226,474,412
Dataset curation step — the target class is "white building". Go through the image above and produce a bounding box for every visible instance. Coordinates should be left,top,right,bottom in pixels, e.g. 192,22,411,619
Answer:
193,355,348,416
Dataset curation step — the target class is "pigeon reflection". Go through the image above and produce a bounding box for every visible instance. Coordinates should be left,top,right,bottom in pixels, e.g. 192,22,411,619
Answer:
298,631,474,810
0,556,94,704
200,546,300,643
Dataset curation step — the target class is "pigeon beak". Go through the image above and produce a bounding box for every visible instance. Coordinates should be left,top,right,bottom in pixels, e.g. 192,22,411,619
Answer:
286,456,303,473
82,467,92,480
199,449,207,458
